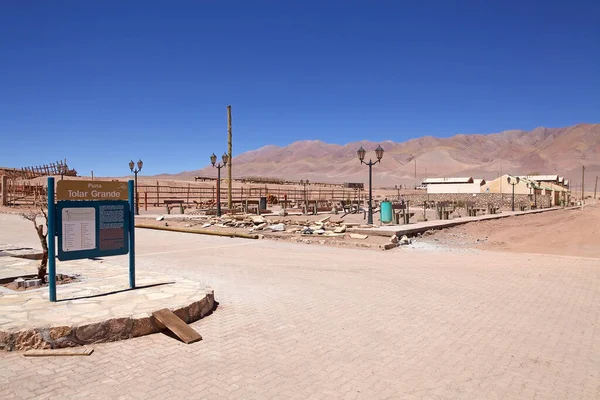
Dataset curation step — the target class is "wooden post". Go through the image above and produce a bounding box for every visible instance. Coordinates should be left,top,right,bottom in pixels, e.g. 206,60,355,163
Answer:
0,175,7,206
227,105,233,212
594,176,598,199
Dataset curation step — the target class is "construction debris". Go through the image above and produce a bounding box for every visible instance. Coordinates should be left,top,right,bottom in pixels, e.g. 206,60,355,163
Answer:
24,348,94,357
268,223,285,232
334,225,347,234
350,234,368,240
250,215,267,224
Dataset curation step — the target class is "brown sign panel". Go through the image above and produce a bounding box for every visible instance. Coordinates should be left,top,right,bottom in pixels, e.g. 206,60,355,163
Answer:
56,180,128,201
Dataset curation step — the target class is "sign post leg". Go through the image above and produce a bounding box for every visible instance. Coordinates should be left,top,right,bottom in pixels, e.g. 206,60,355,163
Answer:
47,177,57,302
128,180,136,289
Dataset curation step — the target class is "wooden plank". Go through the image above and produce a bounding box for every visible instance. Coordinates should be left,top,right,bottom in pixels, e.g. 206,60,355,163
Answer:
24,348,94,357
152,309,202,344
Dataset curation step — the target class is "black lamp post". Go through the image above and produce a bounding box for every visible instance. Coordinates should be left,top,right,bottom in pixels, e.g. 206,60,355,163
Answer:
507,175,520,212
526,181,537,208
357,145,384,225
210,152,229,217
300,179,310,214
129,159,143,215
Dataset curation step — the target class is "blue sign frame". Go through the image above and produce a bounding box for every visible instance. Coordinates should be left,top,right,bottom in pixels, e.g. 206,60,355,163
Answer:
47,178,136,302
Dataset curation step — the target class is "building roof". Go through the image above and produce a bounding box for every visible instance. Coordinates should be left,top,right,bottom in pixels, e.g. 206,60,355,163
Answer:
525,175,559,182
422,177,474,184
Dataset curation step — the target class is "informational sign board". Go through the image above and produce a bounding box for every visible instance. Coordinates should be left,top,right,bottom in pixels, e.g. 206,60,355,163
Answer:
48,177,135,302
57,180,128,201
56,200,130,261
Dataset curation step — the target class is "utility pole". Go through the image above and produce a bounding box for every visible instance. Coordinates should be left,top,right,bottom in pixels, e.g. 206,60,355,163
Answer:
227,105,232,212
594,176,598,200
581,165,585,209
414,157,417,189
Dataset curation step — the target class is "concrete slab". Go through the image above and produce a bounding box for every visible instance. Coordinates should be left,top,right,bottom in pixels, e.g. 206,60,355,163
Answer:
348,206,573,237
0,255,214,351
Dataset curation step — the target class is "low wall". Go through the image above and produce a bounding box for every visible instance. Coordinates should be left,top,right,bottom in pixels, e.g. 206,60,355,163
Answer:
378,192,552,210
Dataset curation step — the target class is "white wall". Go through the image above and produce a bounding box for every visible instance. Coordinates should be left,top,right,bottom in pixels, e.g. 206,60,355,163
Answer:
427,182,482,194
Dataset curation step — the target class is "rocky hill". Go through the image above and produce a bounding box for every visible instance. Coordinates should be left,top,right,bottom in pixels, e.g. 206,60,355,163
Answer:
174,123,600,187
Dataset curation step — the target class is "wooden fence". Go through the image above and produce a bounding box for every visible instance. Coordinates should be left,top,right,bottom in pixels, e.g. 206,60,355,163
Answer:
136,182,365,208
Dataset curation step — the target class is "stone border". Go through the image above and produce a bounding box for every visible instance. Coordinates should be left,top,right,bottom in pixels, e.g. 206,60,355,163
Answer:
0,290,215,352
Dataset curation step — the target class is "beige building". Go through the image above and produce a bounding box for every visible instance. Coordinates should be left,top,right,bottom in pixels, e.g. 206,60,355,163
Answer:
481,174,571,206
423,177,486,194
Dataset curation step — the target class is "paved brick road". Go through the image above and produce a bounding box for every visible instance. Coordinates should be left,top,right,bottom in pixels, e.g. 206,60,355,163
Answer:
0,214,599,399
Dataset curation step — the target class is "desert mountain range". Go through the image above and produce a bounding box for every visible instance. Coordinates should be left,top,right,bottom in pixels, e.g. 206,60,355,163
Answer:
173,123,600,188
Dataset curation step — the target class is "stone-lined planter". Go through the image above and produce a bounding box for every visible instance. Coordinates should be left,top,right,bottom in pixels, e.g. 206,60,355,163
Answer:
0,291,214,352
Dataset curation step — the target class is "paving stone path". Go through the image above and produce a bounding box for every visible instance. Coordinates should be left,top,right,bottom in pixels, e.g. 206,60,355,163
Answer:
0,213,598,399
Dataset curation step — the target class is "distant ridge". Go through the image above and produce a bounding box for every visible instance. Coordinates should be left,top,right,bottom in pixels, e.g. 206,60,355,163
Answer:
168,123,600,187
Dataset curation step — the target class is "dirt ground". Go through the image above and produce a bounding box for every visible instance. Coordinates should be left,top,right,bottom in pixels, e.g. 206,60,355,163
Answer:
418,204,600,258
3,202,599,257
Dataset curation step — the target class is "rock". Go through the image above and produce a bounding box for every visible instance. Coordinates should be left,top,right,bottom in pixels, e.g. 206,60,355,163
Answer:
74,322,107,344
250,215,266,224
269,223,285,232
350,234,368,240
319,240,326,245
0,331,15,351
390,235,399,244
156,216,165,221
14,277,25,288
333,225,347,233
257,234,265,239
14,329,49,351
255,222,268,231
202,223,211,228
314,229,325,235
173,307,191,324
383,243,399,250
23,279,42,288
129,317,161,338
400,235,411,245
49,326,72,341
301,227,313,235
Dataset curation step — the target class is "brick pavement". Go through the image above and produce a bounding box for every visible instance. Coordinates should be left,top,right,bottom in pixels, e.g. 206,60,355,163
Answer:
0,214,599,399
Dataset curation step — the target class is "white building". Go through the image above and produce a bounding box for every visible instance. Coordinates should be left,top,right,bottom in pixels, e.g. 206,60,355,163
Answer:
422,177,486,194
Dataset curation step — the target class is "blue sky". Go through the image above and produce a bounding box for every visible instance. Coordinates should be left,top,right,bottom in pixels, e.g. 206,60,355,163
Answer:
1,1,599,176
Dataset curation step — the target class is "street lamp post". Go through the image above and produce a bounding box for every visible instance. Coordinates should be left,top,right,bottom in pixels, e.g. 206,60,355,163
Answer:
507,176,520,212
210,152,229,217
129,159,143,215
357,145,384,225
526,181,537,209
300,179,310,214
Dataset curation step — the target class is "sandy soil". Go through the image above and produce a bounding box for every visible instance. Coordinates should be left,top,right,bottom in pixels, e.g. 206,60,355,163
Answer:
418,204,600,258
